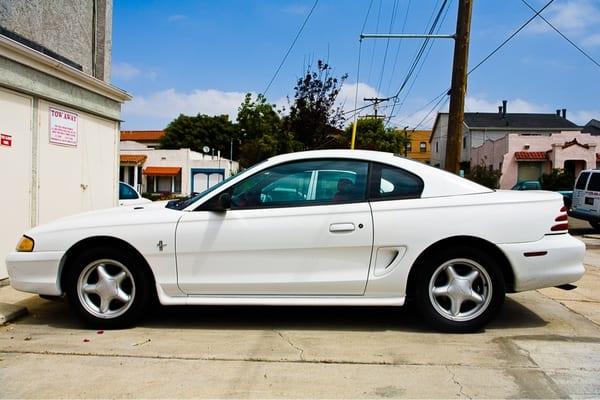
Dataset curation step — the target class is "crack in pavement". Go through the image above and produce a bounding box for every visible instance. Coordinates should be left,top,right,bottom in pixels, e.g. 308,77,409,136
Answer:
274,330,304,361
445,365,471,399
2,349,598,372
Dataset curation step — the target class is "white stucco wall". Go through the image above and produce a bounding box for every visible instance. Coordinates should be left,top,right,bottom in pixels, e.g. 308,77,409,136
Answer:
121,144,239,195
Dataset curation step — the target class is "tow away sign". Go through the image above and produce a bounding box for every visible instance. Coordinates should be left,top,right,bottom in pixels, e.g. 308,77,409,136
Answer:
49,107,78,147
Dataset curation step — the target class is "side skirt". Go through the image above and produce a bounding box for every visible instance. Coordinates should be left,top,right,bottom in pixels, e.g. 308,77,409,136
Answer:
156,284,405,306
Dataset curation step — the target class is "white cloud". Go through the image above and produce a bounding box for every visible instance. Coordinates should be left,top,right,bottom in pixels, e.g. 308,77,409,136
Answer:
168,14,188,22
528,0,600,45
122,88,249,129
465,97,544,113
112,62,140,80
336,82,382,115
582,33,600,47
112,62,158,82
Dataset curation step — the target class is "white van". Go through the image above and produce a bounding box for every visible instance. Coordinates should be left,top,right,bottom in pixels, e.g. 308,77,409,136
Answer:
570,169,600,230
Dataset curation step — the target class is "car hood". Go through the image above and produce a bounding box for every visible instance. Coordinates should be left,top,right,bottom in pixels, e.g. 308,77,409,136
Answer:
26,201,183,237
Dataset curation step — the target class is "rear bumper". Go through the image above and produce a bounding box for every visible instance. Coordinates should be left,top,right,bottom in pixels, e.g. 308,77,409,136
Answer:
498,234,585,292
5,251,64,296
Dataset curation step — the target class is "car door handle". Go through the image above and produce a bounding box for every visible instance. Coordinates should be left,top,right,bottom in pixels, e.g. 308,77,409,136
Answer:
329,223,355,232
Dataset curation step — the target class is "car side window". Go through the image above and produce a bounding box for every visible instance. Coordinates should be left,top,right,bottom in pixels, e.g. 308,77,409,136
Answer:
228,159,369,209
119,183,138,200
369,163,424,200
576,172,591,190
587,173,600,191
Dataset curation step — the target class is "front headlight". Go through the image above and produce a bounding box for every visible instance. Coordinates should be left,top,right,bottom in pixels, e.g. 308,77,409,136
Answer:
16,236,34,252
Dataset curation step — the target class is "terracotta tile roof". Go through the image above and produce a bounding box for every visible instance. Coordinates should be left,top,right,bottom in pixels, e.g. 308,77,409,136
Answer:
143,166,181,176
120,130,165,142
514,151,548,160
120,154,147,164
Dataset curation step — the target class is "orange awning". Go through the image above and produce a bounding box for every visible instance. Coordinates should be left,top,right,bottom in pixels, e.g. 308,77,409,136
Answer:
120,154,147,164
143,166,181,176
514,151,548,161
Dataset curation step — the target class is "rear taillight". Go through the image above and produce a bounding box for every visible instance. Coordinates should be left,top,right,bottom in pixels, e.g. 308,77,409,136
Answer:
551,206,569,232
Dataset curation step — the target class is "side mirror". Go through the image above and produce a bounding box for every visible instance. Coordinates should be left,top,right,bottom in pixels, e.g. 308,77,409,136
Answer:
215,192,231,211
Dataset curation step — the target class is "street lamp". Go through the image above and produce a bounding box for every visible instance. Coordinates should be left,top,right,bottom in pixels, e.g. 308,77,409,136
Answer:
403,126,409,157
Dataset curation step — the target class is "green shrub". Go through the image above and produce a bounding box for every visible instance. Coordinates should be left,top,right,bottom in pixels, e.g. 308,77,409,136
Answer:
465,165,502,189
541,169,574,191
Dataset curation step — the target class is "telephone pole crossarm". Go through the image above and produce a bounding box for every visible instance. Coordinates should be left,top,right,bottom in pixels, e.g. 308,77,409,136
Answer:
360,33,456,40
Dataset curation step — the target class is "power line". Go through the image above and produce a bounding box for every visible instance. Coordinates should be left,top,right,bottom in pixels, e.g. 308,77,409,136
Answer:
366,0,383,85
385,0,451,126
262,0,319,96
388,0,557,130
520,0,600,69
388,0,454,125
385,0,412,95
468,0,555,76
376,0,400,93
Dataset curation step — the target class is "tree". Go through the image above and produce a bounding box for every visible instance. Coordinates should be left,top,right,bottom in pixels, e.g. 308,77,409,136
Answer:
236,94,297,167
284,60,348,150
338,118,409,152
160,114,239,158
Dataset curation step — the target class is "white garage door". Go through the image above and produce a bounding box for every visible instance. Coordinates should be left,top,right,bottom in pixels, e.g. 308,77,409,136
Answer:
0,88,32,278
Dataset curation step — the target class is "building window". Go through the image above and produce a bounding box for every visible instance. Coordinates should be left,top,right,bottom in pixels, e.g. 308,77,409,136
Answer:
436,141,439,153
463,137,467,149
419,142,427,153
406,142,412,152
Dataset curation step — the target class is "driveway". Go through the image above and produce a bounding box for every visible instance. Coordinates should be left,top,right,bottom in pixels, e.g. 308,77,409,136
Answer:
1,250,600,398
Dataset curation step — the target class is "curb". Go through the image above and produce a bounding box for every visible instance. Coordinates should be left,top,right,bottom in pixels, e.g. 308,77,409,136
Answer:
0,302,28,325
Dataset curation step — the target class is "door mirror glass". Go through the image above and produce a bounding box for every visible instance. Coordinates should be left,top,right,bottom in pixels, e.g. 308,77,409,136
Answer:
216,192,231,211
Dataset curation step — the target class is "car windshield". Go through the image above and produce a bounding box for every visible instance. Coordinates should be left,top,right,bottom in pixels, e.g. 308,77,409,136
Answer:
166,160,266,210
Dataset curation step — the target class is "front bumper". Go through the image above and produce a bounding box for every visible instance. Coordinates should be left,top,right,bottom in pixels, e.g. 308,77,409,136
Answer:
498,234,585,292
5,251,65,296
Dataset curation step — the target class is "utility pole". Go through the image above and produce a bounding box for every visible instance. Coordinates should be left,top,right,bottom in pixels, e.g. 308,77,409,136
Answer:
363,97,388,118
444,0,473,174
403,126,409,157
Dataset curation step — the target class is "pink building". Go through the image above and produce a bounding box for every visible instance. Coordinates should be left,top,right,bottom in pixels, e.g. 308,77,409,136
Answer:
471,131,600,189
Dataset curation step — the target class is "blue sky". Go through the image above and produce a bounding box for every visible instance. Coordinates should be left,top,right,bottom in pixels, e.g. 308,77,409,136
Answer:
112,0,600,130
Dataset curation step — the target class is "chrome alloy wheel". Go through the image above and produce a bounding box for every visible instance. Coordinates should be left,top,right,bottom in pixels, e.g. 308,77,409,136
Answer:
76,259,136,319
428,258,492,322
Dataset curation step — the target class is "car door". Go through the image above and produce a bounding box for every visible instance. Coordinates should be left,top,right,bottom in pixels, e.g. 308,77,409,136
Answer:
579,172,600,216
571,171,590,212
175,159,374,295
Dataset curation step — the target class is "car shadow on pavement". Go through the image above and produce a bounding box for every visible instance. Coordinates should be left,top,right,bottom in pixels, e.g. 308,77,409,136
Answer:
14,294,547,332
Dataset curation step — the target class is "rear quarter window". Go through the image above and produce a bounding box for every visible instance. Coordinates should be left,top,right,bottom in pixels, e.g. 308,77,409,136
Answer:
369,163,424,200
587,173,600,191
575,173,590,190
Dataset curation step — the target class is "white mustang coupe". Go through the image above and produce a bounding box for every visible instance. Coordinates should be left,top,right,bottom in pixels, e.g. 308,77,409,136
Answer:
6,150,585,332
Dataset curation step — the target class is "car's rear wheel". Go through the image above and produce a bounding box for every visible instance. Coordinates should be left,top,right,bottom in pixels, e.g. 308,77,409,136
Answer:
65,247,151,328
414,246,505,333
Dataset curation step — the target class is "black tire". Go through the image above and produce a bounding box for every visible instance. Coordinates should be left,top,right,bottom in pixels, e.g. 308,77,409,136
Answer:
64,246,152,329
589,221,600,231
413,246,505,333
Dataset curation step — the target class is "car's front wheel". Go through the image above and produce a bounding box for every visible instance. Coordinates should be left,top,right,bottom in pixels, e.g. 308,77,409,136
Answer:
65,247,151,328
414,246,505,333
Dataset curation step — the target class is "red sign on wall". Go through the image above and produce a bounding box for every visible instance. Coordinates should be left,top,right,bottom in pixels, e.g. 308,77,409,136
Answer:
0,133,12,147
